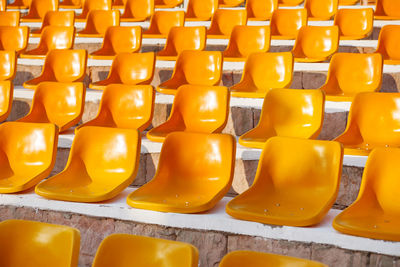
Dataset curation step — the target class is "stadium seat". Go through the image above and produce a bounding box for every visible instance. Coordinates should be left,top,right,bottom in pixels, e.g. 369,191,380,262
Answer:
220,251,327,267
0,81,12,122
219,0,244,7
239,89,324,149
17,82,85,133
89,26,141,59
89,52,155,90
374,0,400,19
92,234,199,267
230,52,293,98
0,26,29,55
0,11,20,26
0,50,17,81
147,85,229,142
339,0,359,5
320,53,383,101
157,50,222,94
155,0,183,8
0,122,58,193
35,126,141,202
304,0,338,20
112,0,126,7
278,0,304,6
246,0,278,21
185,0,218,21
334,8,373,40
76,0,111,21
333,147,400,241
21,26,75,59
59,0,81,9
143,11,185,38
157,26,206,60
0,220,80,267
292,26,339,62
23,49,87,89
7,0,31,9
223,25,270,61
127,132,236,213
21,0,58,22
207,9,247,39
375,25,400,64
76,10,120,37
334,92,400,155
270,8,308,40
30,11,75,37
77,84,154,132
226,136,343,226
120,0,154,22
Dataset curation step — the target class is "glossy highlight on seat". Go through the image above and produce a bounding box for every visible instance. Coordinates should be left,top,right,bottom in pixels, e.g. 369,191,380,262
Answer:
0,81,13,122
76,0,111,21
227,136,343,227
374,0,400,19
142,11,185,38
246,0,278,21
127,132,236,213
0,26,29,54
154,0,183,8
207,9,247,39
304,0,338,20
35,126,141,202
334,8,373,40
76,10,120,37
0,50,17,81
120,0,154,22
375,25,400,64
21,0,58,22
30,11,75,37
270,8,308,40
0,11,20,26
185,0,218,21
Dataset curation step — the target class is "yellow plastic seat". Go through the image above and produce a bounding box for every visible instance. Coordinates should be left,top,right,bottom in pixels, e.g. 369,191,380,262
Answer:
223,25,270,62
239,89,324,149
127,131,236,213
333,147,400,241
36,126,140,202
156,50,222,95
89,52,155,90
92,234,198,267
7,0,31,9
17,82,85,133
0,26,29,55
270,8,308,40
339,0,359,5
320,53,383,101
89,26,141,59
0,81,13,122
375,25,400,65
185,0,218,21
219,251,327,267
76,0,111,22
227,136,343,226
0,220,80,267
59,0,81,9
120,0,154,22
374,0,400,19
334,8,373,40
30,11,75,37
147,85,229,142
0,122,58,193
76,10,120,37
0,11,20,26
77,84,154,132
23,49,87,89
278,0,304,6
207,9,247,39
246,0,278,21
219,0,244,7
230,52,293,98
142,11,185,38
304,0,338,20
292,26,339,62
156,26,206,61
154,0,183,8
21,0,58,22
0,50,17,81
20,26,75,59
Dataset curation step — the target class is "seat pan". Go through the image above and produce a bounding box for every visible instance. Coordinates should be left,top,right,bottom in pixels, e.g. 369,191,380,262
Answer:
0,172,47,193
156,55,178,61
223,57,247,62
340,34,371,40
294,56,331,63
230,84,270,98
120,17,148,22
156,85,180,95
384,59,400,65
143,33,167,38
239,132,274,148
206,34,229,39
374,15,400,20
271,35,296,40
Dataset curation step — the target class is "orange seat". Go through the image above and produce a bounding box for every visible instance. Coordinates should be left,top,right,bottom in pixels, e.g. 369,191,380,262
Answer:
89,26,141,59
21,26,75,59
278,0,304,6
239,89,324,149
304,0,338,20
157,26,206,61
334,8,373,40
246,0,278,21
76,0,111,21
333,147,400,241
219,0,244,7
320,53,383,101
147,85,229,142
7,0,31,9
89,52,155,90
292,26,339,62
77,84,154,132
112,0,127,7
157,50,222,95
0,26,29,55
334,92,400,155
0,50,17,81
59,0,81,9
76,10,120,37
270,8,308,40
30,11,75,37
375,25,400,65
230,52,293,98
207,9,247,39
185,0,218,21
0,11,20,26
92,234,198,267
21,0,58,22
223,25,270,61
226,136,343,226
374,0,400,19
142,11,185,38
127,132,236,213
0,81,13,122
154,0,183,8
23,49,87,89
17,82,85,133
120,0,154,22
35,126,140,202
339,0,359,5
0,122,58,193
0,220,80,267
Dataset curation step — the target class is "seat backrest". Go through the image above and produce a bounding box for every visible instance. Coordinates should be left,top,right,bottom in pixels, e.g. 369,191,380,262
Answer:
0,11,20,26
186,0,218,20
0,50,16,81
0,80,12,122
334,8,373,38
37,26,75,51
158,26,206,56
37,11,75,33
375,0,400,17
246,0,278,20
25,0,58,19
82,10,120,35
0,26,29,53
80,0,111,19
304,0,338,19
270,8,307,38
376,25,400,61
122,0,154,20
143,10,185,36
101,26,141,54
110,52,155,84
207,9,247,36
43,49,87,82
